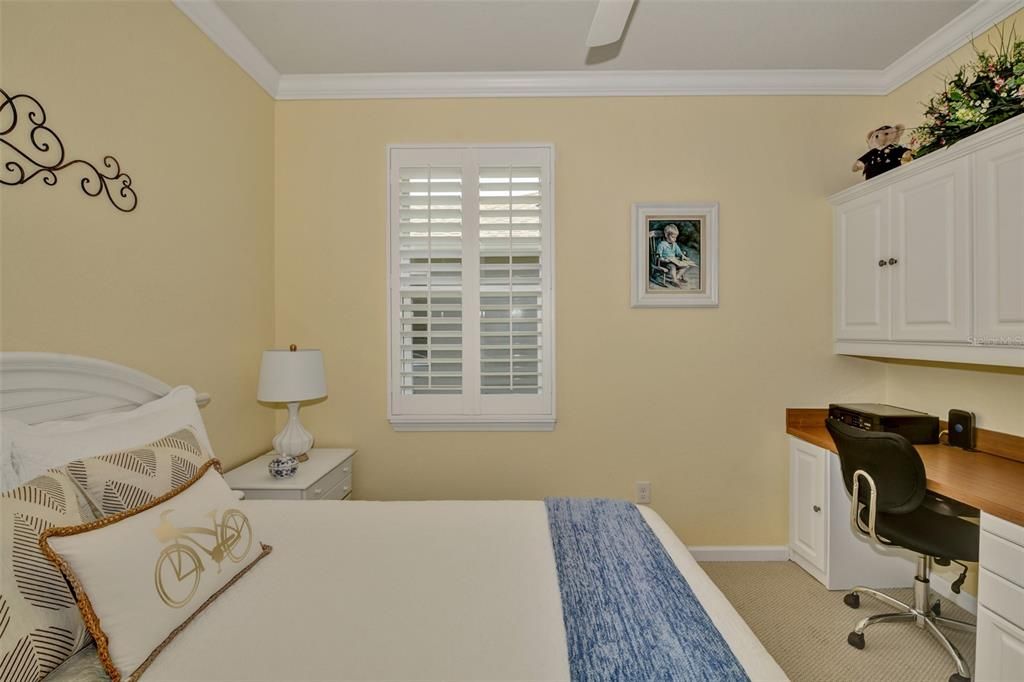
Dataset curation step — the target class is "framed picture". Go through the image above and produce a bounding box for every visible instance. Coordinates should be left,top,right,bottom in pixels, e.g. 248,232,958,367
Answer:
631,202,719,308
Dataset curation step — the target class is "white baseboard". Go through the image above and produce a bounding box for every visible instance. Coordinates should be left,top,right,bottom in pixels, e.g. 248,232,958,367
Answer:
689,545,791,562
929,572,978,616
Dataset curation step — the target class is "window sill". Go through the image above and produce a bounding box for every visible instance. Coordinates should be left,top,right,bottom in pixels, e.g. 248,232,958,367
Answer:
389,417,556,432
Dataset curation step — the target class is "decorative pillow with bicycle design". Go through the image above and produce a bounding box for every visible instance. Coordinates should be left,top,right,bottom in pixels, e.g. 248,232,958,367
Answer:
40,459,272,682
64,427,212,517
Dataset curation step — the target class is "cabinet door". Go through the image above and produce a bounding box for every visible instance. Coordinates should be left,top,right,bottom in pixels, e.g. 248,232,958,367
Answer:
974,136,1024,344
890,157,971,342
976,606,1024,681
835,193,890,340
790,438,827,572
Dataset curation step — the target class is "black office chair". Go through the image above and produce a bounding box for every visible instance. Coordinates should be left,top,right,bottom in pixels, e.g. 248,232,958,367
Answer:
826,418,979,682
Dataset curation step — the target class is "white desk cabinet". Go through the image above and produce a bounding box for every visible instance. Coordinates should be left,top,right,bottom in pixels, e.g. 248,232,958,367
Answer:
789,436,914,590
830,115,1024,367
976,512,1024,681
224,448,355,501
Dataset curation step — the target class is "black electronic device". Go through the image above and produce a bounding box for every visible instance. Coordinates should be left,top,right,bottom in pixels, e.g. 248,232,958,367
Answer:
947,409,976,450
827,403,939,444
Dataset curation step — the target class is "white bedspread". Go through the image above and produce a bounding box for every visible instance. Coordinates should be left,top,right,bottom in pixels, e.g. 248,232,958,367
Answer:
55,501,786,681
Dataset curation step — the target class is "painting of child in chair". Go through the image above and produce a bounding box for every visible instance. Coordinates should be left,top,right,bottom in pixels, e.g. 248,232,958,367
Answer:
649,219,701,292
632,202,718,308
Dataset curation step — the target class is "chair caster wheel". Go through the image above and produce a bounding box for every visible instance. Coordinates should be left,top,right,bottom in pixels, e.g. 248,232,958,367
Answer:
932,601,942,617
847,631,865,650
948,674,969,682
843,593,860,609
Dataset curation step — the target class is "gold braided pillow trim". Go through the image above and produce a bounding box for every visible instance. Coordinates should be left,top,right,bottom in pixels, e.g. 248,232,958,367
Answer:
38,459,273,682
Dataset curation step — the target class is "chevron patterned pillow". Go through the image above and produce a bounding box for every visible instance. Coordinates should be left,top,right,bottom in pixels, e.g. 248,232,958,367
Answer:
65,428,212,517
0,469,97,681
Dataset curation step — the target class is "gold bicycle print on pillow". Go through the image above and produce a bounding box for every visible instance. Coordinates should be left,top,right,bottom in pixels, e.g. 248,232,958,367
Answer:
152,507,253,608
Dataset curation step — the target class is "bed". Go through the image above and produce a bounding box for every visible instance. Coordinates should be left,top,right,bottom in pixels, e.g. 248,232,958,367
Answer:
1,353,785,681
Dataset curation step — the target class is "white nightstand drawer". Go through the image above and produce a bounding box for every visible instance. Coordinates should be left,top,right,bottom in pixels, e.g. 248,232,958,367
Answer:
305,472,352,500
316,476,353,501
302,458,350,499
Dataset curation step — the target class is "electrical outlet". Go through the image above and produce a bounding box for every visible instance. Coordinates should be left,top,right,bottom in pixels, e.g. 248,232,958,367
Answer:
635,481,652,504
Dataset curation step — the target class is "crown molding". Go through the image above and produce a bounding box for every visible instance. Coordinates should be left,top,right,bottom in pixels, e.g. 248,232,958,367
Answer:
172,0,280,97
880,0,1024,93
174,0,1022,100
276,69,885,100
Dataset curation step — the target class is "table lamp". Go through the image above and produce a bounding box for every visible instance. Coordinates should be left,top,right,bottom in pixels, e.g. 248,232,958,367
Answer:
257,345,327,478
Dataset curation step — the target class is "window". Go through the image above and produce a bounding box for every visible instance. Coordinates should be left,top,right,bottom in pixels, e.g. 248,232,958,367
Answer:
387,145,555,430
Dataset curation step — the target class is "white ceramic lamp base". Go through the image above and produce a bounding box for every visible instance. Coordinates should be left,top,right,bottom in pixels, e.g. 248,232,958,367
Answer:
269,402,314,479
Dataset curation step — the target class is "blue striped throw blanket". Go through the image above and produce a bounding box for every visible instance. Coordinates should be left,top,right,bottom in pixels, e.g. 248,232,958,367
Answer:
545,498,750,682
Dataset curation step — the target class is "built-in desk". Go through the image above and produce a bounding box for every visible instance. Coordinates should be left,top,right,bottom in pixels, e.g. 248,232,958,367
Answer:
787,408,1024,679
786,408,1024,526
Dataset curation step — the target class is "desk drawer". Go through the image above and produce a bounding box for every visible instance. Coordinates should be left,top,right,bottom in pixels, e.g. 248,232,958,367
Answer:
980,568,1024,629
984,513,1024,547
981,530,1024,589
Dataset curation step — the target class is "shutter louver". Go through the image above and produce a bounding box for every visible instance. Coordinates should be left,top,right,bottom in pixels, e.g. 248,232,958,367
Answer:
479,166,543,395
398,166,463,395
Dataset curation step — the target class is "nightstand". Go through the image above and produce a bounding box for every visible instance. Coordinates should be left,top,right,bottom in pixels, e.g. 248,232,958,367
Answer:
223,448,355,501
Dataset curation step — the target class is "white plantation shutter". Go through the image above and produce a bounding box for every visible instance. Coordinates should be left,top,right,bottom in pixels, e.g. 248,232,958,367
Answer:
389,146,554,429
397,165,464,397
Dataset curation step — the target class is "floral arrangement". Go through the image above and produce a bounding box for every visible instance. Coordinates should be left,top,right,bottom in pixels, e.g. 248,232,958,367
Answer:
910,28,1024,158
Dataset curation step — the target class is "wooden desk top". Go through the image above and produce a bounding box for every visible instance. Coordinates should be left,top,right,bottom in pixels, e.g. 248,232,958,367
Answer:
787,409,1024,526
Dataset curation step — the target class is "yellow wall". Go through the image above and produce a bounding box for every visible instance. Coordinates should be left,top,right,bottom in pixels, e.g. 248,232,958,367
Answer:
274,11,1023,549
1,0,1018,553
274,96,890,545
869,9,1024,437
0,1,276,469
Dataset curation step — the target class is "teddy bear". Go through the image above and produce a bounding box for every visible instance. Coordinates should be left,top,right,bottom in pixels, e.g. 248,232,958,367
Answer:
852,125,914,180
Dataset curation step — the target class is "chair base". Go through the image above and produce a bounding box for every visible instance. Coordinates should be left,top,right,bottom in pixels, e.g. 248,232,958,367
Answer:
845,556,975,681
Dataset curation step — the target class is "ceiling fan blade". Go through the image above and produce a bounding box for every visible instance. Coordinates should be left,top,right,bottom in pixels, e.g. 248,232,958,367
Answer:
585,0,636,48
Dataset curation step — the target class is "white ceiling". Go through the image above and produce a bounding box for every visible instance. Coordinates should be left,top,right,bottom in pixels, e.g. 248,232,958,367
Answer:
174,0,1022,97
216,0,974,74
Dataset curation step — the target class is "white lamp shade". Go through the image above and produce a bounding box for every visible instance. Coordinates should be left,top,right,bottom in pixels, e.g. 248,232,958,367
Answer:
257,349,327,403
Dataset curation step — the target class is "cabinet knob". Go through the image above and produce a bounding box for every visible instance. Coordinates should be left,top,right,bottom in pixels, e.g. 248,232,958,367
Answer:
813,505,821,513
878,260,887,267
888,257,898,265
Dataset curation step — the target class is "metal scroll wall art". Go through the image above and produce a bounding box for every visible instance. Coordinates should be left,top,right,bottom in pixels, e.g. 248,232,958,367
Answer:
1,88,138,212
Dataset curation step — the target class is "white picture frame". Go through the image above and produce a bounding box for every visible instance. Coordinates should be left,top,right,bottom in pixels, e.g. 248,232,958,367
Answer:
631,202,719,308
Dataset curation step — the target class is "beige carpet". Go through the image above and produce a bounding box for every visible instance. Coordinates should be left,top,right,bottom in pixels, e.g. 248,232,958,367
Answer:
701,561,975,682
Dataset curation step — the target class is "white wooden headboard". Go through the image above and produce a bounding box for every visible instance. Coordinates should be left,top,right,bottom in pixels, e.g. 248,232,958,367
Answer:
0,352,209,425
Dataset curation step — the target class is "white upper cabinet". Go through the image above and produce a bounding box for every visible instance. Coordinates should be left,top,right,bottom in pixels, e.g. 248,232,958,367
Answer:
835,193,890,340
974,134,1024,344
889,157,971,342
829,115,1024,368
